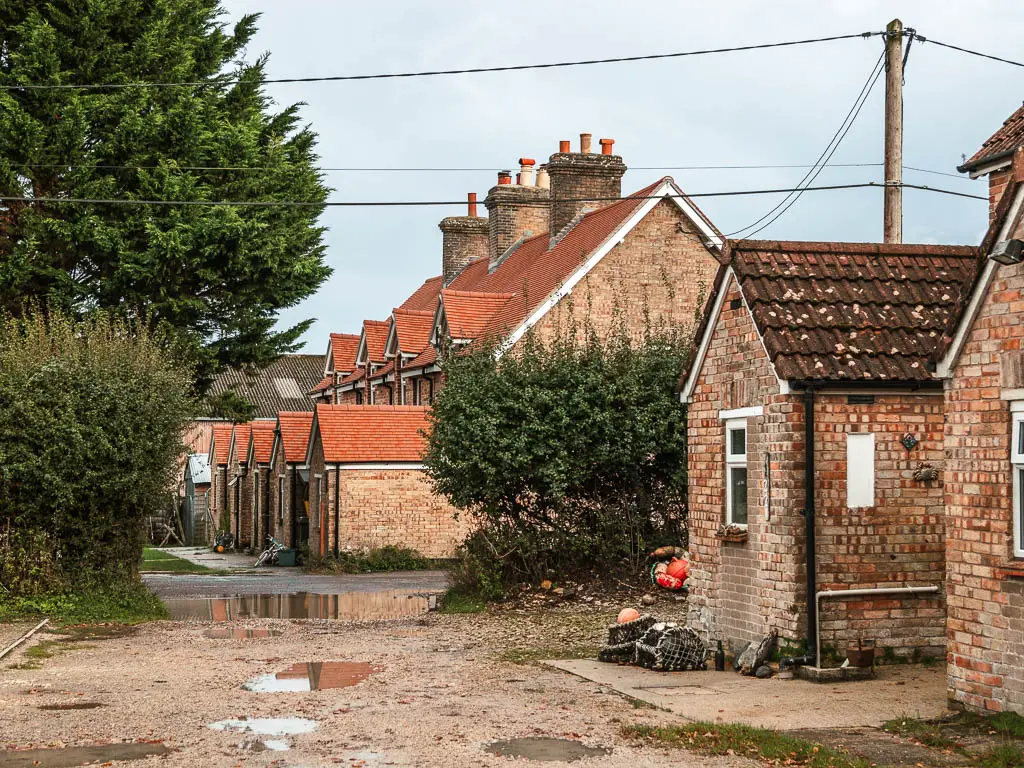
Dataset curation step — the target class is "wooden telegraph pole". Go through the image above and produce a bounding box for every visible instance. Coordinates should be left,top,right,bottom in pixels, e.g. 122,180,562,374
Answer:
884,18,904,244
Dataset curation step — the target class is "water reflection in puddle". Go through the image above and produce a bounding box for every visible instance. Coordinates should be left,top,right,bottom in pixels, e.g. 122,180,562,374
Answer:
164,590,430,620
204,628,283,639
207,717,317,752
244,661,376,692
0,742,171,767
485,737,611,762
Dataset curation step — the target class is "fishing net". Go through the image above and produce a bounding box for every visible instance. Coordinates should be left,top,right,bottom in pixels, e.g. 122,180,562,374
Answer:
634,623,709,671
598,614,656,663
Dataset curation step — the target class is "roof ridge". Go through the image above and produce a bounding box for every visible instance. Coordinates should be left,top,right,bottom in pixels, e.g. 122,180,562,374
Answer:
442,288,516,299
393,307,434,317
731,239,977,256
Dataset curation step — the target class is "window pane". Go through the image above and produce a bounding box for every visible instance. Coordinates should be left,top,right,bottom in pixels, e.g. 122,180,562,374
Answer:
730,467,748,525
1019,421,1024,457
730,427,746,457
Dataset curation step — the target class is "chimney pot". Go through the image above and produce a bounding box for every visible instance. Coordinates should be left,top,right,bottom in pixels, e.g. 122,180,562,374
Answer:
468,192,478,217
519,158,536,187
497,170,512,185
559,140,571,153
518,157,536,167
536,166,550,189
580,133,592,154
600,138,615,155
515,172,522,185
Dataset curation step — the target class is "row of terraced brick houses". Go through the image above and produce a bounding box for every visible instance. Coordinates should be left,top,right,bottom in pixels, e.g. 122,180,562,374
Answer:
202,132,725,563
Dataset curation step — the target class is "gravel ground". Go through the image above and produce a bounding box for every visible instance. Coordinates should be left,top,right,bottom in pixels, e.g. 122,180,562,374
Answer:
0,607,756,767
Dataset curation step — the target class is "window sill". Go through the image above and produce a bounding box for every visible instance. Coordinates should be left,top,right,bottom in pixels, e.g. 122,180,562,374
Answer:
714,529,749,544
997,562,1024,580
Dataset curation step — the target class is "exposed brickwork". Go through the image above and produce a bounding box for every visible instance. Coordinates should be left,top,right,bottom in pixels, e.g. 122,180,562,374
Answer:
530,199,718,343
484,184,549,267
688,279,949,657
945,250,1024,713
989,168,1012,223
440,216,488,286
268,446,307,550
371,382,394,405
546,151,626,236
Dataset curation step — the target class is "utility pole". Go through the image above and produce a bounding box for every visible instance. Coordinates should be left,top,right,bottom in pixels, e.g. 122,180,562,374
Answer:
884,18,903,244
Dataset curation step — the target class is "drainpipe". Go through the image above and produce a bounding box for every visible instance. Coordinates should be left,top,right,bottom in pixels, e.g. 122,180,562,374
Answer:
803,387,817,665
333,466,340,558
290,466,297,549
815,586,939,668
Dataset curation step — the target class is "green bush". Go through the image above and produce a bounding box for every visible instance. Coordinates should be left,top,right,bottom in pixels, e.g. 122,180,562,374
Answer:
424,324,692,597
307,546,433,574
0,311,193,594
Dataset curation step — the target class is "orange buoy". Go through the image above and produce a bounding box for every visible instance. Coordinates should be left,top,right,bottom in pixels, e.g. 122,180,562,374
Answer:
665,557,689,581
617,608,641,624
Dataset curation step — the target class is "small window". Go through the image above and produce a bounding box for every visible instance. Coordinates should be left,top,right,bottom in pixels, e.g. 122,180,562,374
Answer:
725,419,748,526
1013,410,1024,559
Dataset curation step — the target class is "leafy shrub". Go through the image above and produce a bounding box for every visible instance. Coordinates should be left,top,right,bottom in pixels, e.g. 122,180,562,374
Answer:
0,311,193,594
307,546,433,574
424,325,691,597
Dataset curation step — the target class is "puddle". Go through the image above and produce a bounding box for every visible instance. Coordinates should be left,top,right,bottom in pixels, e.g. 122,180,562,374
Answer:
244,661,376,692
207,717,318,737
0,742,171,767
204,628,283,639
485,737,611,762
164,590,430,620
38,702,104,710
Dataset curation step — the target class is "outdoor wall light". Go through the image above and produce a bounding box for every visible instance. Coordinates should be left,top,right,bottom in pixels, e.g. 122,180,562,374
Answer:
990,239,1024,266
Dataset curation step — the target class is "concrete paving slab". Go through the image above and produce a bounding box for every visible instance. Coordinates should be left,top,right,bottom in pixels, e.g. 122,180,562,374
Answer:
543,659,948,730
162,546,257,571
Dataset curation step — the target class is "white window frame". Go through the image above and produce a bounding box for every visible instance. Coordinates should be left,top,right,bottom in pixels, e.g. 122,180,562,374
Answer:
277,476,285,524
1012,407,1024,559
725,418,748,527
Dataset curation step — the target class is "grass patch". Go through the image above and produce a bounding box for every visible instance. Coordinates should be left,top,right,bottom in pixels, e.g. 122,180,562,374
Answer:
139,548,214,573
306,546,445,574
883,716,963,750
623,723,872,768
437,588,487,614
975,743,1024,768
0,580,168,624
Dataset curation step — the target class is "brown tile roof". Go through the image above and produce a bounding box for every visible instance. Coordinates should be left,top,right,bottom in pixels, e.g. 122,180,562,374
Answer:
391,308,435,355
249,420,277,465
276,412,314,464
399,275,443,311
211,423,234,466
960,102,1024,173
313,405,429,464
206,354,323,418
362,319,391,364
328,333,360,374
724,240,977,382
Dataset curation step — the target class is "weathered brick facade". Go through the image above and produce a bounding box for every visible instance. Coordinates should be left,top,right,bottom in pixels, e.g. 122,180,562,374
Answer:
988,168,1012,223
484,183,550,265
268,446,307,550
546,141,626,236
440,214,488,286
686,276,949,660
943,199,1024,712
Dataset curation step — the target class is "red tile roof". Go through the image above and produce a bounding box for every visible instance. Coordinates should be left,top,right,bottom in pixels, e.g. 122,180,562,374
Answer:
399,275,443,311
369,360,395,381
211,423,234,466
313,404,430,464
249,420,277,465
723,240,977,382
441,289,515,340
276,412,314,464
960,102,1024,173
230,423,252,465
310,375,333,394
329,333,360,373
402,345,437,372
392,308,435,355
362,319,391,364
338,367,365,386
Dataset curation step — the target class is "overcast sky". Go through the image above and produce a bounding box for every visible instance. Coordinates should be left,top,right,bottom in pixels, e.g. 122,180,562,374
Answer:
218,0,1024,352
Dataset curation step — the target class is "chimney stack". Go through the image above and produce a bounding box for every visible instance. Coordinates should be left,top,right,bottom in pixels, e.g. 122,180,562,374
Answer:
546,133,627,235
484,165,550,270
439,192,488,286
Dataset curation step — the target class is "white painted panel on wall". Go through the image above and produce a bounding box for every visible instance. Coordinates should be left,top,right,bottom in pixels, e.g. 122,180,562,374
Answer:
846,433,875,508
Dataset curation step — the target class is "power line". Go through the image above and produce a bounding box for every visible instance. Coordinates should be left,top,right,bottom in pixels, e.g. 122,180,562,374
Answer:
912,34,1024,69
0,32,883,91
730,48,886,238
0,182,985,209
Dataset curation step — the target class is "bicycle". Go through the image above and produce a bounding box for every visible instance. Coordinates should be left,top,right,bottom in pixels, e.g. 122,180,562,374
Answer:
254,535,286,567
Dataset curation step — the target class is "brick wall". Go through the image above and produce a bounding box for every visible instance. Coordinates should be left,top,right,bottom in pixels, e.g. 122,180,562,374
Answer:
546,151,626,235
440,215,488,285
251,467,271,549
371,382,394,405
688,280,949,658
339,389,360,405
989,168,1012,223
308,429,328,556
529,199,718,344
484,185,550,265
687,280,804,648
945,254,1024,713
269,451,305,549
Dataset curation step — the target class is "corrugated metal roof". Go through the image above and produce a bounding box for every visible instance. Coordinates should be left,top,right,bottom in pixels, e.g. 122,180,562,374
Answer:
206,354,323,418
186,454,211,484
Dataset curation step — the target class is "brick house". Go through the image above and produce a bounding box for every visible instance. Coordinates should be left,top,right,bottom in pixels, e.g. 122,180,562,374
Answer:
268,411,314,549
226,422,253,549
208,422,233,533
678,239,977,665
958,102,1024,223
247,420,277,550
937,140,1024,712
311,333,361,404
304,404,469,559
